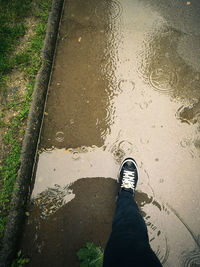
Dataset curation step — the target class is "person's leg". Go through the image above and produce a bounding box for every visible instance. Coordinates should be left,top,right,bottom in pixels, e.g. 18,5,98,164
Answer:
103,158,162,267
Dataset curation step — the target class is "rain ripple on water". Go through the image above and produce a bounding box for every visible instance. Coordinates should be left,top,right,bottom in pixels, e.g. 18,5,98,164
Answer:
180,249,200,267
149,64,178,93
95,0,122,20
137,192,200,266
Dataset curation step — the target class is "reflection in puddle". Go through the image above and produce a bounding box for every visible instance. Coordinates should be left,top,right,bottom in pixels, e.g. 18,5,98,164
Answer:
27,147,200,266
23,178,200,266
32,147,156,199
32,184,75,219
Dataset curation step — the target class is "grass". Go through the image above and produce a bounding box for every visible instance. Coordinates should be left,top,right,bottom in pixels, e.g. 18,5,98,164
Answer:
0,0,31,96
11,250,30,267
0,0,51,95
77,242,104,267
0,0,52,241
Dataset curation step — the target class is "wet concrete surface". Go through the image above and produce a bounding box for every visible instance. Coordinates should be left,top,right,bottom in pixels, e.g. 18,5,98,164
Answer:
21,0,200,266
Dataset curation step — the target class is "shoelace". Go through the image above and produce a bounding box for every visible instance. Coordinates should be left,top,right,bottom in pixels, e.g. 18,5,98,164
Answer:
121,169,135,189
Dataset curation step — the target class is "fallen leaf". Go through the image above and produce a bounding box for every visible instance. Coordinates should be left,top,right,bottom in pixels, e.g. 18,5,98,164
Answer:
38,176,44,182
186,1,191,4
78,37,82,43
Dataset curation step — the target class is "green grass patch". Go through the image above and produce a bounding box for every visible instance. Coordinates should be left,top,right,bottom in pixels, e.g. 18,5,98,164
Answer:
0,82,35,240
0,0,31,94
0,140,21,207
0,216,7,240
0,0,52,240
0,119,6,127
0,0,51,94
13,23,46,78
11,250,30,267
77,242,104,267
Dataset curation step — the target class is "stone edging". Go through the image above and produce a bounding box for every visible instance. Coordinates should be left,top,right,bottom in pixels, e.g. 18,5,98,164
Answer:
0,0,64,265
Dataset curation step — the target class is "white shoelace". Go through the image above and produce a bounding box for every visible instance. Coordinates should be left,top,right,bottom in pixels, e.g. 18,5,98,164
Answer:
121,169,135,189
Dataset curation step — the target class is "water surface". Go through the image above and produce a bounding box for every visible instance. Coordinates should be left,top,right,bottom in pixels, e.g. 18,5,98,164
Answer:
21,0,200,266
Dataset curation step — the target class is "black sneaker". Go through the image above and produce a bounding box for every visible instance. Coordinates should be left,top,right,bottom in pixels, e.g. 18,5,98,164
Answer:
118,157,138,194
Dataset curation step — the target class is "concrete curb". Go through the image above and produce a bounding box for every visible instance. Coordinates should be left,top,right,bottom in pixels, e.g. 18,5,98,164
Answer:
0,0,64,265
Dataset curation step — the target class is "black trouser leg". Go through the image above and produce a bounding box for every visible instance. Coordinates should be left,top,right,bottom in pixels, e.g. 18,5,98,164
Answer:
103,190,162,267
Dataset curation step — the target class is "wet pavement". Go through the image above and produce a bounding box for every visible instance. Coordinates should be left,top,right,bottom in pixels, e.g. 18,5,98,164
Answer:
21,0,200,266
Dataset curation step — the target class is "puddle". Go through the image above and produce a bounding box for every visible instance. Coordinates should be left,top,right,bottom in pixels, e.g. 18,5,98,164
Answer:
22,178,200,266
95,0,123,20
21,0,200,266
